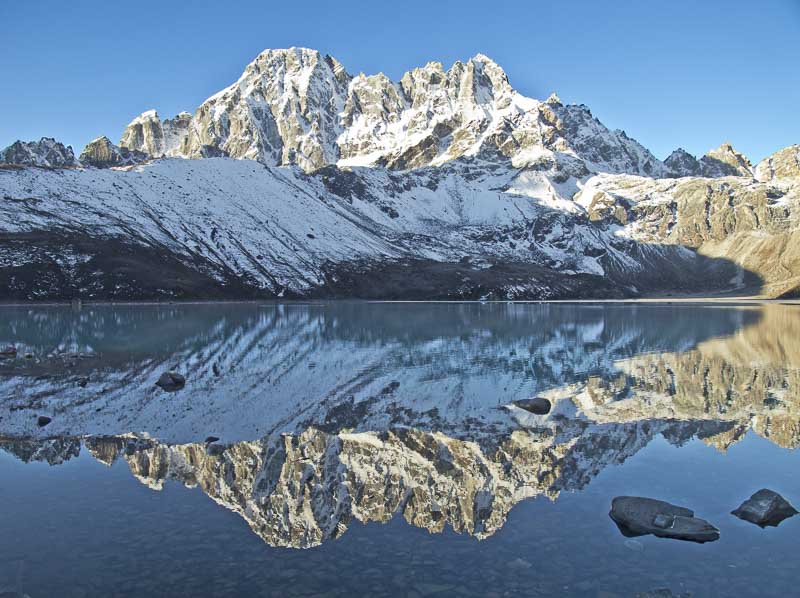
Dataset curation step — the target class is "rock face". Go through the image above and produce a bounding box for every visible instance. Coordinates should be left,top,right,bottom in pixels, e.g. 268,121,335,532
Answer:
666,144,753,178
609,496,720,543
119,110,191,157
576,173,800,297
0,137,78,168
731,489,798,527
79,136,149,168
665,148,702,177
699,142,753,177
756,145,800,182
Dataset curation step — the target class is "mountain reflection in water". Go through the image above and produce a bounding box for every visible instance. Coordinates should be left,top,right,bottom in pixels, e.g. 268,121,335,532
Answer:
1,302,799,550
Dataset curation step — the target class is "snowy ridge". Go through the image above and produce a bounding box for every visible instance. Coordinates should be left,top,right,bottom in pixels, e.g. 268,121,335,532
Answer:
110,47,666,178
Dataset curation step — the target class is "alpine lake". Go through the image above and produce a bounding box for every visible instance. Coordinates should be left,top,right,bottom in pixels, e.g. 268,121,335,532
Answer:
0,301,798,597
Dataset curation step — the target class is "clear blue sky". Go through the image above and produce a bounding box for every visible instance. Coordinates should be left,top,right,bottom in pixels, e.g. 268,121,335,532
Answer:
2,0,798,162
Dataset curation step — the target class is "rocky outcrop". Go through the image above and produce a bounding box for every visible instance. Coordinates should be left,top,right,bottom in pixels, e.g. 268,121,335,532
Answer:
665,144,754,179
699,142,753,177
0,137,78,168
577,173,800,297
119,110,191,158
78,136,149,168
665,148,701,177
756,144,800,182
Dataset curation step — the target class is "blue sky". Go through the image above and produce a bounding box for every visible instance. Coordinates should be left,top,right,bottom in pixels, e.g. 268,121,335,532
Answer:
2,0,798,162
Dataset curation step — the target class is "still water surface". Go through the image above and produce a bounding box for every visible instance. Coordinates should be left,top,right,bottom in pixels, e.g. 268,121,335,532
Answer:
0,302,798,597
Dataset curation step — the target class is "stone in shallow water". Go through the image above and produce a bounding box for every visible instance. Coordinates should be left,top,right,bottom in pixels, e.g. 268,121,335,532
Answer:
37,415,52,427
731,489,798,528
609,496,719,543
512,397,551,415
155,371,186,392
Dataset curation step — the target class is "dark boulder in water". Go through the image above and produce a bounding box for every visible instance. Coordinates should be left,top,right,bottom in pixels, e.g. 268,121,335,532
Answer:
37,415,52,427
155,371,186,392
512,397,551,415
732,489,798,528
205,436,220,444
609,496,720,543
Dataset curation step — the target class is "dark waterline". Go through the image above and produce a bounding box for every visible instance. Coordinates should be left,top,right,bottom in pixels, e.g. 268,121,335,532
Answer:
0,302,798,597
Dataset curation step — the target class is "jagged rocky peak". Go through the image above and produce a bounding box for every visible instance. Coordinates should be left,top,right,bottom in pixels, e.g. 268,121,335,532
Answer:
700,142,753,177
107,47,667,177
0,137,78,168
119,109,191,158
184,47,351,171
665,148,701,177
756,144,800,182
79,135,149,168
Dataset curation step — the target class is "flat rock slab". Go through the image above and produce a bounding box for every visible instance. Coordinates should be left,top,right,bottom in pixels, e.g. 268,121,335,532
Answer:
610,496,720,543
732,489,798,528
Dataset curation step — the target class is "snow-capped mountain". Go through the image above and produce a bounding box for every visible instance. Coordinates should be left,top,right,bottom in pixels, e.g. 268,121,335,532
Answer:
1,47,799,300
114,48,666,179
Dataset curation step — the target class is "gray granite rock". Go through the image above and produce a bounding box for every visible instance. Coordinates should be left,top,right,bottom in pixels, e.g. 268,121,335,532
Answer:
609,496,719,543
731,489,798,528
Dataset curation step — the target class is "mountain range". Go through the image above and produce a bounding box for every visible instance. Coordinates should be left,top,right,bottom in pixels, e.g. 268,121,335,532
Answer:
1,47,799,300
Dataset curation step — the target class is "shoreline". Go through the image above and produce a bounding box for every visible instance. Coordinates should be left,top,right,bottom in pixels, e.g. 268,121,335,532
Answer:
0,297,796,307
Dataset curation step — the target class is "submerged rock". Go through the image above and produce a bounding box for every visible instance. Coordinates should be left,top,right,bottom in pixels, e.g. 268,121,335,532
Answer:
609,496,720,543
731,489,798,528
37,415,52,427
205,436,220,444
512,397,551,415
155,371,186,392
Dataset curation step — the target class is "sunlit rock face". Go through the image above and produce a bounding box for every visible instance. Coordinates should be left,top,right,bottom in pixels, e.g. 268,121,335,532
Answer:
576,173,800,297
699,142,753,178
119,110,191,158
756,145,800,182
79,136,149,168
